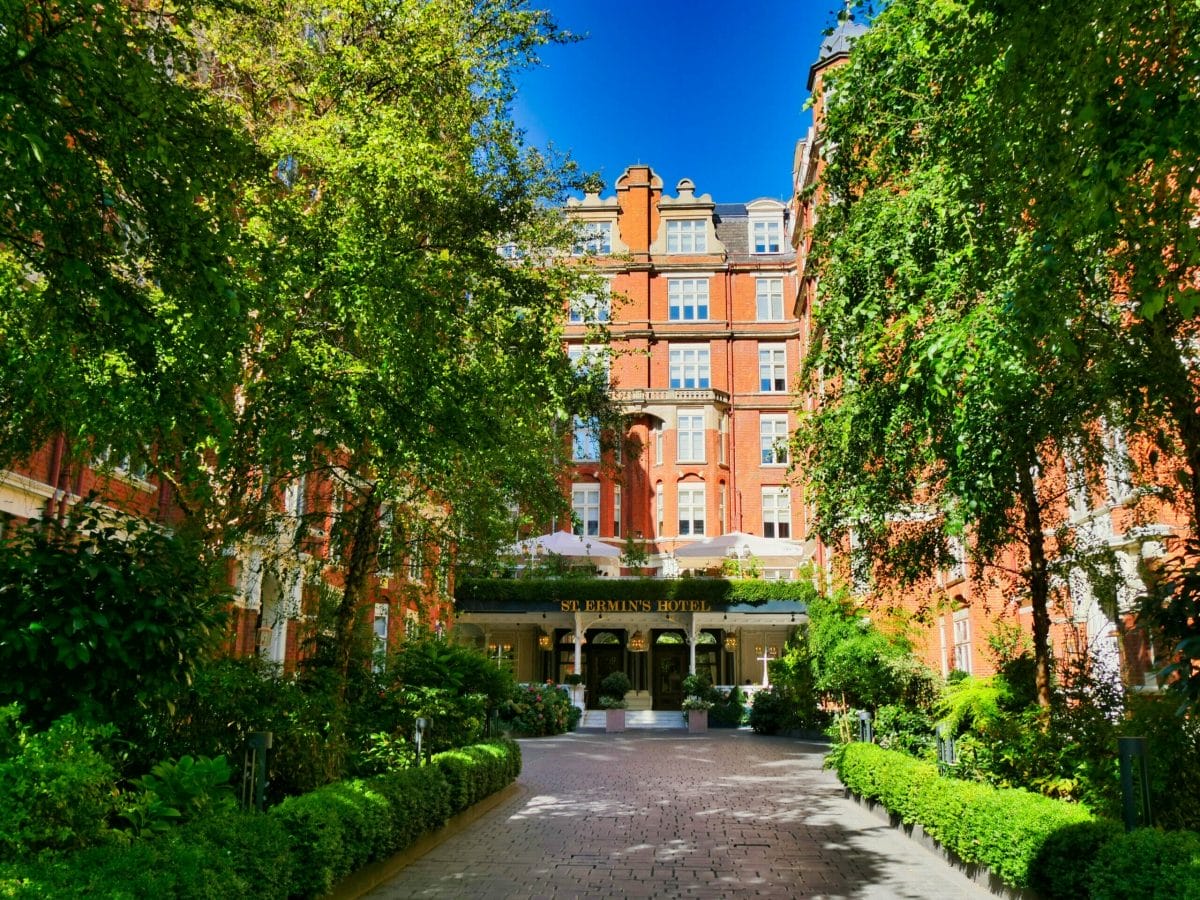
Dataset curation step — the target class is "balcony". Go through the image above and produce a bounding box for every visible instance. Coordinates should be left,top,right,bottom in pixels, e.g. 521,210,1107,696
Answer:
611,387,731,409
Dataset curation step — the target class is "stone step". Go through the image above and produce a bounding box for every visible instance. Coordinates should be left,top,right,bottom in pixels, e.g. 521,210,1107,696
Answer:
579,710,686,730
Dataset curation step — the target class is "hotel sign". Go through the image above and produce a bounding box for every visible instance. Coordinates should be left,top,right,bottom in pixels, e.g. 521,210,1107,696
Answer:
557,599,712,613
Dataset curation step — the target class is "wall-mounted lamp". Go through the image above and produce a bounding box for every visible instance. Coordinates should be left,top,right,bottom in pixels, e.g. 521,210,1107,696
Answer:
629,630,647,652
723,634,738,653
538,632,552,651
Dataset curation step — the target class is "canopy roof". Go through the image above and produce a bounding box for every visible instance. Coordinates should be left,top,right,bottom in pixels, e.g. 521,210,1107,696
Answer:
673,531,807,563
509,530,621,559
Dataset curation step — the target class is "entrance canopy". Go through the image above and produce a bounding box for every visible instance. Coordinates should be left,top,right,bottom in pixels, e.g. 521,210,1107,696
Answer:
673,531,808,564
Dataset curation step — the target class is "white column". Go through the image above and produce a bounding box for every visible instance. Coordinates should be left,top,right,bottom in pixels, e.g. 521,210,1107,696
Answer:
688,616,697,675
573,611,583,675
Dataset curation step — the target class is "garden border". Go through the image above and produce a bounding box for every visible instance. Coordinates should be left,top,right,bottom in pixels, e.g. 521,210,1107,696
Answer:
328,781,523,899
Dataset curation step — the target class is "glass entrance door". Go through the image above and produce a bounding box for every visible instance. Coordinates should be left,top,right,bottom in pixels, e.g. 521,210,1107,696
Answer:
652,646,686,710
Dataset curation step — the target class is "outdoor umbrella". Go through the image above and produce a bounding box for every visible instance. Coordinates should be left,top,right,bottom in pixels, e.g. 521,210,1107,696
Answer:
509,530,621,560
672,531,807,564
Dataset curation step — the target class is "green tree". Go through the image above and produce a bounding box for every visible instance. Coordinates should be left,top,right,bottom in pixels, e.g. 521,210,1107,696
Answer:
0,1,257,477
186,0,614,687
795,0,1199,706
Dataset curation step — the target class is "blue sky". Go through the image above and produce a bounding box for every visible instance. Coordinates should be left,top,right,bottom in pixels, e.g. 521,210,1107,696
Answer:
512,1,848,204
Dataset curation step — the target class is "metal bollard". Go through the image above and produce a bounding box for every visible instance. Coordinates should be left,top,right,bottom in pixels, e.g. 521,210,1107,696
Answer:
241,731,273,812
414,717,429,766
936,724,957,768
1118,736,1152,831
857,710,873,743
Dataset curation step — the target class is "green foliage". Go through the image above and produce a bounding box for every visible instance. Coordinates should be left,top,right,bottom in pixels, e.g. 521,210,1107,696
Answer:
873,704,934,758
834,742,1099,892
1088,828,1200,900
0,1,258,470
1140,539,1200,713
0,710,121,860
805,590,937,711
0,738,520,899
598,671,632,709
501,683,579,737
0,507,229,731
748,689,793,735
132,755,235,824
456,576,815,607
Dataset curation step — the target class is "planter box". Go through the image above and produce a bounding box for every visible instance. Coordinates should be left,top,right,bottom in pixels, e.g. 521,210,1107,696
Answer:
687,709,708,733
605,709,626,733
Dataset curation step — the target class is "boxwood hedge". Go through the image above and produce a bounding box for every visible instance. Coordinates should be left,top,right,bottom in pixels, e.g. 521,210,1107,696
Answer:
834,742,1200,899
0,739,521,899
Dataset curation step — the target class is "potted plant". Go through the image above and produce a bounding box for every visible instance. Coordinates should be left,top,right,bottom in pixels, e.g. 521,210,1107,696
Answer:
682,695,713,733
599,671,632,733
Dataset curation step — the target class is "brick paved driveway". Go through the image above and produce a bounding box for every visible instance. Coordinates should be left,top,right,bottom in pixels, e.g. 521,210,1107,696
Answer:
364,730,990,899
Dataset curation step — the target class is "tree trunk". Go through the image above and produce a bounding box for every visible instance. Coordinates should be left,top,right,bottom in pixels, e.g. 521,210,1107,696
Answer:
1016,455,1054,709
335,484,378,692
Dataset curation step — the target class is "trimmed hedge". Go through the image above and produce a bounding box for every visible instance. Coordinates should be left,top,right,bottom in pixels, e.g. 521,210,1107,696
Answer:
457,576,814,606
0,739,521,899
834,742,1200,899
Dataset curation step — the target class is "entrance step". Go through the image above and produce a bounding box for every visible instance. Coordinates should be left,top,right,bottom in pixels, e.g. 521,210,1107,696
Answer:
625,691,653,711
579,710,686,730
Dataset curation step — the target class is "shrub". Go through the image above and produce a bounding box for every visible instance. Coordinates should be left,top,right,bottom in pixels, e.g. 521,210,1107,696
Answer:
0,738,521,899
501,683,578,736
0,506,228,732
834,742,1096,892
874,703,935,758
132,755,236,824
599,671,632,709
1088,827,1200,900
748,687,792,734
0,709,122,860
710,687,747,727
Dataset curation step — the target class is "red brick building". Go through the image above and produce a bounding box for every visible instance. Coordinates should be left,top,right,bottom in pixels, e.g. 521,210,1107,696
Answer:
560,166,802,575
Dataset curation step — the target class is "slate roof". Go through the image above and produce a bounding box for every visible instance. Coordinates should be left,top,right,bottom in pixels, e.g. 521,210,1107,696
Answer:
807,14,868,89
713,205,795,263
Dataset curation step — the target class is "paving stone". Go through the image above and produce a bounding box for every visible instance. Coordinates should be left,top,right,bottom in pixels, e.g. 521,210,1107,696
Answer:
363,731,991,899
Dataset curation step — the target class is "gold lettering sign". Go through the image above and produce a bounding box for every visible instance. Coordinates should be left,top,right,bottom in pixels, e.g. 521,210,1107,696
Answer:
556,599,713,613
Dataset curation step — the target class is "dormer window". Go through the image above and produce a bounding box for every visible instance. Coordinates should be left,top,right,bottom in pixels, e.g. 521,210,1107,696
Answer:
751,219,782,254
573,221,613,255
666,219,707,253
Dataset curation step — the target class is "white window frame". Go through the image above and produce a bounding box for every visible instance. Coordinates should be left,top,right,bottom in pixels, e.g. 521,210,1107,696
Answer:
1102,422,1134,503
760,414,790,466
718,483,727,534
568,343,609,382
953,609,972,674
666,219,707,253
758,344,787,392
654,422,664,465
568,282,611,323
677,484,706,537
762,487,791,539
750,218,782,254
668,278,709,321
572,483,601,537
677,409,705,463
655,482,664,538
573,220,613,255
669,345,711,390
613,485,622,538
756,277,785,321
718,415,727,465
572,416,601,462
